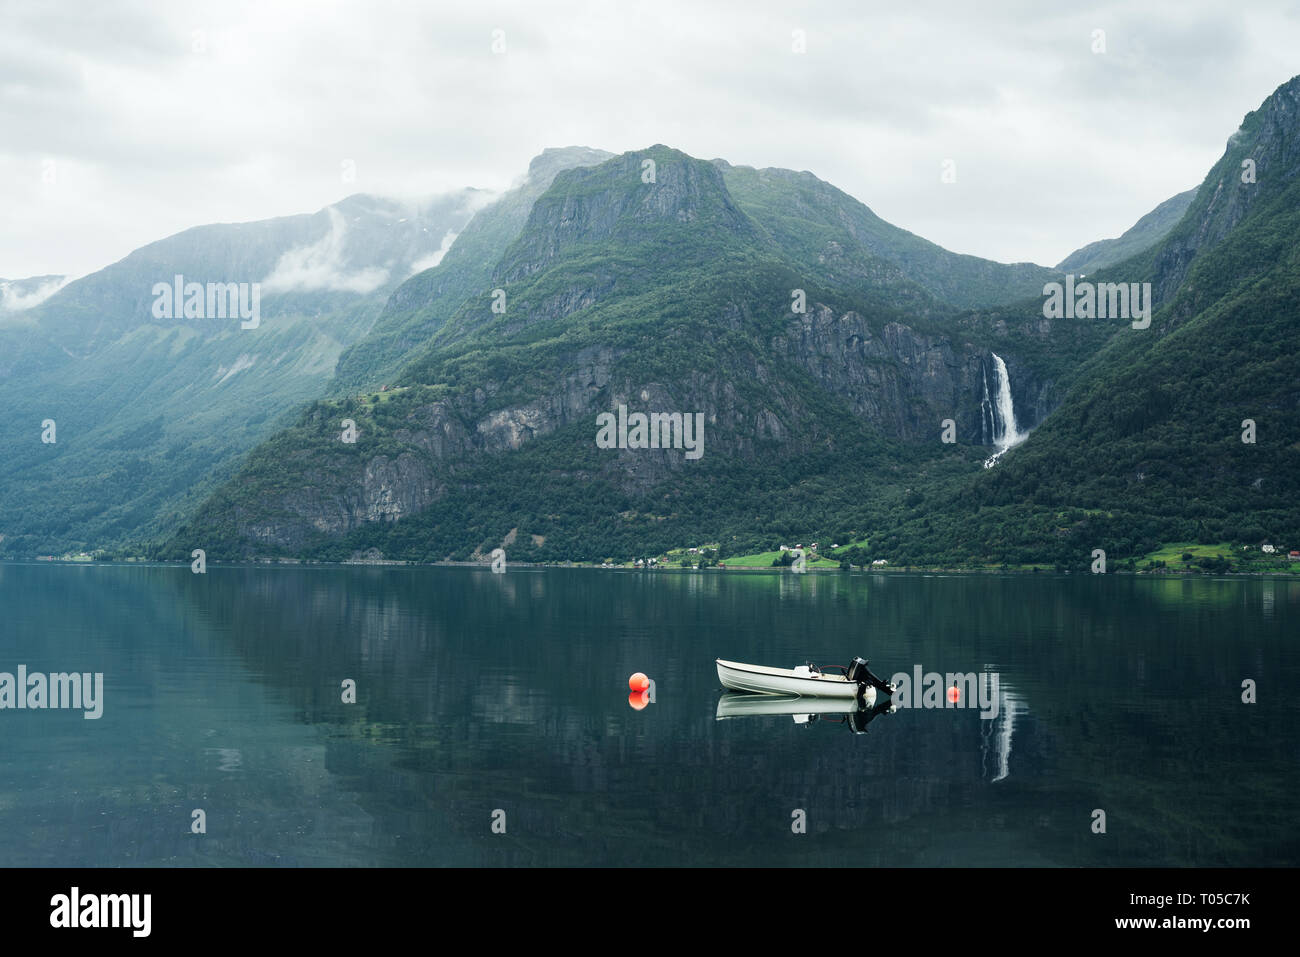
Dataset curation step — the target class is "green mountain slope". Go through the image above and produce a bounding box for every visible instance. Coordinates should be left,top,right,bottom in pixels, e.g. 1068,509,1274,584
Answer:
166,147,1118,563
873,75,1300,567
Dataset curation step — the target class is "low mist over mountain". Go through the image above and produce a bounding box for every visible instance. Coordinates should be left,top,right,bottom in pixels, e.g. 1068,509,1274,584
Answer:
331,147,615,391
0,274,69,313
0,187,493,554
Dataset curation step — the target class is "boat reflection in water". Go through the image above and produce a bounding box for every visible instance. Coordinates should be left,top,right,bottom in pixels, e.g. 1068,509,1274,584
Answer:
715,692,895,734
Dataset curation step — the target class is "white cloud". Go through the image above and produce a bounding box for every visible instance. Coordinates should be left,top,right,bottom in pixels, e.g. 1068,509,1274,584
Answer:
408,228,461,276
2,1,1299,276
261,208,390,294
0,275,70,312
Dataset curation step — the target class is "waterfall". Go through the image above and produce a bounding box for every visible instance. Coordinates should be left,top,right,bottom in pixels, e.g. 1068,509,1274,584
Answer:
980,363,992,446
990,353,1021,446
982,352,1025,468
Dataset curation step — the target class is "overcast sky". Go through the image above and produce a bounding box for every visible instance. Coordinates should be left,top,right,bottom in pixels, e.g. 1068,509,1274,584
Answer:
3,0,1299,280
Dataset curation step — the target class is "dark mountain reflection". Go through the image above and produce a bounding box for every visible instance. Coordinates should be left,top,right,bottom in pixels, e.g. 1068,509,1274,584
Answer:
1,563,1296,866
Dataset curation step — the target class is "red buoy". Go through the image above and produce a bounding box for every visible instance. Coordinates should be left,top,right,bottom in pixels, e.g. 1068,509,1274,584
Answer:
629,672,650,692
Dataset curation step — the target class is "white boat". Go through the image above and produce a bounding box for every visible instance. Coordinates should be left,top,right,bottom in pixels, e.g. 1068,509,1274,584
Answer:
715,657,894,699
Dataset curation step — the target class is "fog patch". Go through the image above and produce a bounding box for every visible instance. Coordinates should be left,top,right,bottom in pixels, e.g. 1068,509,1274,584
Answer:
262,208,389,294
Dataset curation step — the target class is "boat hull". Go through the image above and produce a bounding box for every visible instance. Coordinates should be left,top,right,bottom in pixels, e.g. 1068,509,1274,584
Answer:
716,658,862,698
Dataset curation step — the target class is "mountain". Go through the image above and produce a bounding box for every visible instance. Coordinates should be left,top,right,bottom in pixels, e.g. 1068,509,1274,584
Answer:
1056,187,1198,276
333,147,1064,392
0,188,491,556
330,147,614,390
874,74,1300,567
167,145,1129,563
30,62,1299,570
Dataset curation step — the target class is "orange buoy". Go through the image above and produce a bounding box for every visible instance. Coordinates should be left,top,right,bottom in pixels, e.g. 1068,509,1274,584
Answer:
629,672,650,692
628,689,650,710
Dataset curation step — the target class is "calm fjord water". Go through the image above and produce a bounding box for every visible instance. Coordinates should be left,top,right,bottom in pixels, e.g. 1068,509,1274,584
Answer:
1,562,1296,867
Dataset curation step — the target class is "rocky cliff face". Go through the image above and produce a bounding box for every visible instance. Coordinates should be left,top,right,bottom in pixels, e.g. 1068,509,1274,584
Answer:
227,294,1055,551
776,305,1020,442
1149,76,1300,309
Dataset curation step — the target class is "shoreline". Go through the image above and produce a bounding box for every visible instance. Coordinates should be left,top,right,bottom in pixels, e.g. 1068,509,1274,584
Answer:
2,557,1297,578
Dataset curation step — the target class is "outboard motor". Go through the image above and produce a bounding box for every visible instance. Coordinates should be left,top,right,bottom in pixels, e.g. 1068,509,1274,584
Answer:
847,657,895,696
